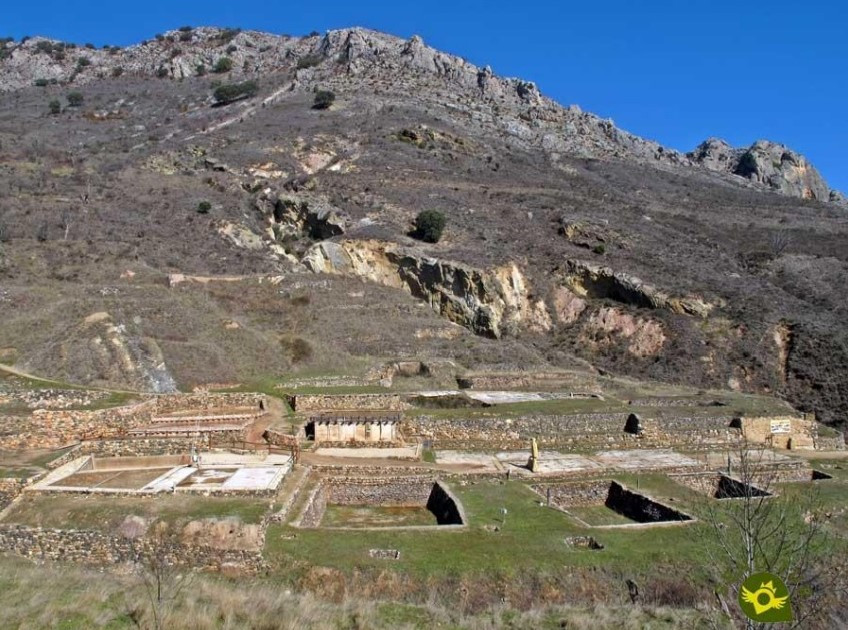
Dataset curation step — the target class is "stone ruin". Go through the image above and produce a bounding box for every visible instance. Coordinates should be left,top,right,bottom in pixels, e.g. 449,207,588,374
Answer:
296,476,465,529
671,473,773,500
532,479,693,527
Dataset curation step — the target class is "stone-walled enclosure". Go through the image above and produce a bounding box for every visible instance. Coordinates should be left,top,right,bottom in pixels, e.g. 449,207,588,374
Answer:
0,392,266,450
671,473,773,499
404,412,744,451
532,480,693,527
296,476,465,529
31,453,292,496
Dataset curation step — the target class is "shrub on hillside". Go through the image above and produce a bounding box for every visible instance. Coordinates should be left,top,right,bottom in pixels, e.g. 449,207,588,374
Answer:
156,66,169,78
213,80,259,105
197,201,212,214
48,99,61,115
412,210,446,243
217,28,241,43
296,54,322,70
312,90,335,110
34,78,49,87
66,92,84,107
76,56,91,67
213,57,233,73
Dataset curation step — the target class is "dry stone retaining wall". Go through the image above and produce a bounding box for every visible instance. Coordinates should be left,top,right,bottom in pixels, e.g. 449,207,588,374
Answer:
0,525,264,572
404,413,741,450
457,371,599,392
534,480,693,524
606,482,692,523
0,399,157,449
0,479,25,512
534,480,611,508
290,394,405,412
298,477,464,528
154,392,266,414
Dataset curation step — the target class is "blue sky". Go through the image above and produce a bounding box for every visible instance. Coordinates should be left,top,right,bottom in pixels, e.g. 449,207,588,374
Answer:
5,0,847,192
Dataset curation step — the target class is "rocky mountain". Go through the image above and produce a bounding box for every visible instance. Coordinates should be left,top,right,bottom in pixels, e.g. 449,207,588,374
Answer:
1,28,842,203
0,26,846,430
689,138,835,202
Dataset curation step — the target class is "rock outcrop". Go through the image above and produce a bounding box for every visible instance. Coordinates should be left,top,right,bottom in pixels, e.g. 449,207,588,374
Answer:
560,260,715,318
1,28,841,203
690,138,834,202
302,240,550,338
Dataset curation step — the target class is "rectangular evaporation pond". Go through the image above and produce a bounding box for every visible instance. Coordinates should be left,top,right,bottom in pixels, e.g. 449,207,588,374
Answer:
221,467,281,490
321,505,437,528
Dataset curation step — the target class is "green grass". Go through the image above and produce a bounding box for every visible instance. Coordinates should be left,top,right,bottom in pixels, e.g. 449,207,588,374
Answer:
566,505,633,526
0,446,77,478
267,471,848,582
406,397,620,420
3,493,270,530
321,505,437,528
266,480,712,577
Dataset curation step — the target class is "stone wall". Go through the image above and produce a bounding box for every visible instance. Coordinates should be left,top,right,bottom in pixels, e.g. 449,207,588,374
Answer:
154,392,266,414
671,473,771,498
606,482,692,523
79,437,198,457
298,484,328,528
533,480,611,508
404,413,741,450
534,480,692,524
0,524,264,572
326,476,435,506
0,392,266,452
297,477,463,528
0,399,158,449
290,394,405,412
740,415,815,450
457,371,600,392
0,479,25,512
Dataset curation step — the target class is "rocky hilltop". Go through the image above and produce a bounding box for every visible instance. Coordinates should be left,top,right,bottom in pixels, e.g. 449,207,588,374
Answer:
0,27,842,203
0,25,846,432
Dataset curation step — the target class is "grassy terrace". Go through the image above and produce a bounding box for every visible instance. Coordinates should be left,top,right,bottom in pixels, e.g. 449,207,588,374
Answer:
265,469,848,580
266,480,712,577
0,446,77,479
3,493,270,530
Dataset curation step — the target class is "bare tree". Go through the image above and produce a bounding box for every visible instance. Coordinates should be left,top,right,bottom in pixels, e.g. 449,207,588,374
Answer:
127,525,194,630
699,441,846,629
60,209,74,240
769,229,794,257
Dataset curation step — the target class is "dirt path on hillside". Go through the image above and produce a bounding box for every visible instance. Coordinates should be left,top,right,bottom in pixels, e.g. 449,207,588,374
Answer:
0,363,141,394
183,81,295,141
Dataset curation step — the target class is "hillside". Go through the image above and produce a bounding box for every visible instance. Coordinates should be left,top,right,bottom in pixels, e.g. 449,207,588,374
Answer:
0,26,846,430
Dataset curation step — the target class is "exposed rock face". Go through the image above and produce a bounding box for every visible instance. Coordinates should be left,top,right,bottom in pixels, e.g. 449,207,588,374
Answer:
734,141,829,201
302,240,549,338
690,138,834,202
560,260,715,317
258,194,346,240
689,138,736,172
582,307,666,358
